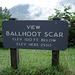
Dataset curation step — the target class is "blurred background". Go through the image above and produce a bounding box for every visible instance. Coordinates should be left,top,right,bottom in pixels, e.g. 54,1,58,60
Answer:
0,0,75,20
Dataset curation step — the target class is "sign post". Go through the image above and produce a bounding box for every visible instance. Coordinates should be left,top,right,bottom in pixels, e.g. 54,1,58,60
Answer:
2,19,68,69
52,50,59,66
9,18,19,69
52,18,60,66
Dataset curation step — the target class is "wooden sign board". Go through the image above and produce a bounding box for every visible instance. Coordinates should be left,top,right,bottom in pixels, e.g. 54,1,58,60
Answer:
2,20,68,50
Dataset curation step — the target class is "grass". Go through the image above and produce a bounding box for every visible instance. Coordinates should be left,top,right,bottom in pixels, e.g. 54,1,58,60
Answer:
0,47,75,75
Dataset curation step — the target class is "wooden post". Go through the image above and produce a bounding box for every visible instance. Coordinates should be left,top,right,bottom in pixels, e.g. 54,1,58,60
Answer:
9,18,19,69
10,48,19,69
52,50,59,66
52,17,60,66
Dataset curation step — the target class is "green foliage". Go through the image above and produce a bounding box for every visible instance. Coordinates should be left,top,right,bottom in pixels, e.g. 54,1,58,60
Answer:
0,7,11,20
0,20,3,43
0,7,2,19
48,5,75,47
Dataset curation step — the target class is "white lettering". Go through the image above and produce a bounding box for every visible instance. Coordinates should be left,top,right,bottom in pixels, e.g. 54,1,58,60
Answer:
12,38,22,41
59,32,63,37
54,32,58,37
44,32,53,37
24,38,32,41
41,38,56,42
26,25,40,29
6,31,41,37
27,31,32,36
36,26,40,29
11,32,15,36
6,31,10,36
41,43,52,47
27,25,30,29
44,32,63,37
32,31,37,37
28,43,39,46
16,42,27,46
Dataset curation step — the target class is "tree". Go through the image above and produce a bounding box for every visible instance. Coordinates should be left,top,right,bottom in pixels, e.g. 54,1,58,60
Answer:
48,5,75,47
0,7,12,20
0,7,2,19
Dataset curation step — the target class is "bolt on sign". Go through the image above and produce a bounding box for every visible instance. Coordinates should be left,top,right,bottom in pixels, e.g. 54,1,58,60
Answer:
2,20,68,50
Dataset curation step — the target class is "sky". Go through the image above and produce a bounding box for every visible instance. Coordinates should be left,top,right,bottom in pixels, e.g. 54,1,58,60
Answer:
0,0,61,9
0,0,75,20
